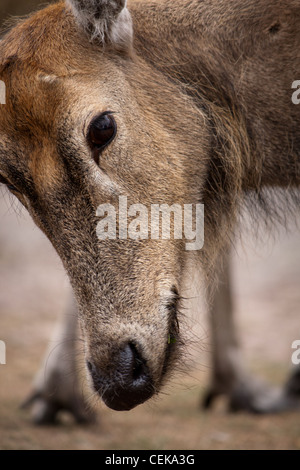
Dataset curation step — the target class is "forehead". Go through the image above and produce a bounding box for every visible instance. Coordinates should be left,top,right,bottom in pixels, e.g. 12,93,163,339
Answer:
0,5,124,135
0,3,94,73
0,3,132,194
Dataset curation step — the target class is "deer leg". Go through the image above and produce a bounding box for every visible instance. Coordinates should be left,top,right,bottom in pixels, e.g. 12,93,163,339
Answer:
203,254,300,413
202,253,253,410
22,296,94,425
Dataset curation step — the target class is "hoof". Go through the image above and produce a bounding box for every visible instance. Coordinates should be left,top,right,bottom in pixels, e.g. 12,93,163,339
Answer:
21,392,96,425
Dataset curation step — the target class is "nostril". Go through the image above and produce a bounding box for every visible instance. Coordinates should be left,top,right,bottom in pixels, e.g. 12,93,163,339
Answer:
87,343,153,411
86,360,94,373
128,342,147,382
117,342,148,385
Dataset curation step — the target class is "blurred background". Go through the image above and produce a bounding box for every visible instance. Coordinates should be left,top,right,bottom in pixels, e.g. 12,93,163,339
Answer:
0,0,300,450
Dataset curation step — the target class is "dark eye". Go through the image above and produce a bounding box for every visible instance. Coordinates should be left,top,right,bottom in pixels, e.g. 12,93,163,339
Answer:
0,175,18,192
87,112,117,164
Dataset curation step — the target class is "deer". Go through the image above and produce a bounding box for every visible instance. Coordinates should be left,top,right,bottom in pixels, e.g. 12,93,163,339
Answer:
0,0,300,424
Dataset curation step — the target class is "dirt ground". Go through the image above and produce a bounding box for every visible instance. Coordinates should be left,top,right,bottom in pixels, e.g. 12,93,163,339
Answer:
0,189,299,450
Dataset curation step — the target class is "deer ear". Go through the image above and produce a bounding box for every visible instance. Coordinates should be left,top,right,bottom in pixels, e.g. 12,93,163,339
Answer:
66,0,133,49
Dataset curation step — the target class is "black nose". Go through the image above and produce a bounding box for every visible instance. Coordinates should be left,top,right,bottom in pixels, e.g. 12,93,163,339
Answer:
87,343,154,411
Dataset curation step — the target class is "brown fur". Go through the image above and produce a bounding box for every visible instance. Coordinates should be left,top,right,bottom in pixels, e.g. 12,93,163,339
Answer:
0,0,300,407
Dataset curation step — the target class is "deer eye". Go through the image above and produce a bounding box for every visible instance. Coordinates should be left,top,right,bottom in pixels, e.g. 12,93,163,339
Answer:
87,112,117,164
